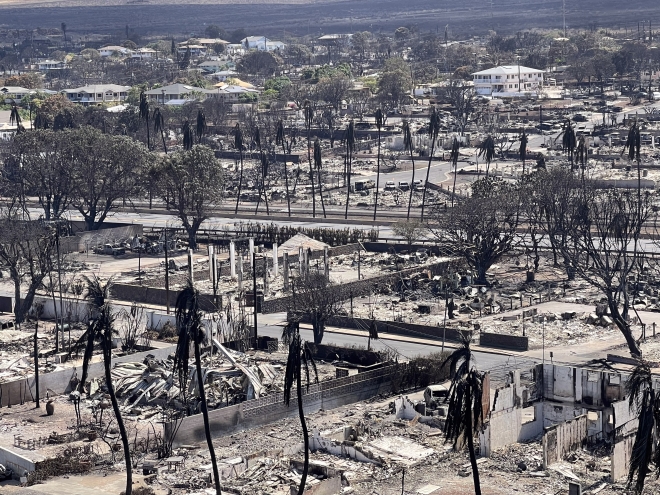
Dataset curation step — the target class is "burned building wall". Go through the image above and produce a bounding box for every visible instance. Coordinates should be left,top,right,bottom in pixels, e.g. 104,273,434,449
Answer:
542,414,588,468
166,365,401,447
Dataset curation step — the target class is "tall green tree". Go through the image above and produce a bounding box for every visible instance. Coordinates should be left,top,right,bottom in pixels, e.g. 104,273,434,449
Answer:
282,321,318,495
442,335,484,495
156,146,223,250
173,281,221,495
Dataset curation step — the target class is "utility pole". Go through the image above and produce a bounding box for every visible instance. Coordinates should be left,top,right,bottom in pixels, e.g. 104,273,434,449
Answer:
252,253,258,340
164,229,170,315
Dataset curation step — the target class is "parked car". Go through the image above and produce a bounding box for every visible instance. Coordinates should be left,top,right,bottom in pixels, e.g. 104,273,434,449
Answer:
398,181,410,191
424,382,450,408
385,180,396,191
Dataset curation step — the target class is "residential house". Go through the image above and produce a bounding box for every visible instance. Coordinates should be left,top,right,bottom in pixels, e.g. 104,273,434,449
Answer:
99,46,133,57
197,60,226,74
209,82,259,103
472,65,544,97
1,86,56,104
241,36,285,52
145,83,213,103
37,60,68,73
210,69,239,82
62,84,130,105
131,48,159,60
0,110,19,140
176,43,207,58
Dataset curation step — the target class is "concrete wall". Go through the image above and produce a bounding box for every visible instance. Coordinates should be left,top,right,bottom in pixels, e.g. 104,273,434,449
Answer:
166,364,401,447
542,414,588,468
112,283,217,311
479,332,529,351
59,224,143,254
301,315,470,344
0,446,40,475
0,343,176,408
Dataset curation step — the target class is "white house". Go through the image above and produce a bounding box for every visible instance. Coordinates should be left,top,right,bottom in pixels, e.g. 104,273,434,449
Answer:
99,46,133,57
241,36,285,52
472,65,544,97
62,84,130,105
37,60,68,72
1,86,57,104
145,83,214,103
131,48,159,60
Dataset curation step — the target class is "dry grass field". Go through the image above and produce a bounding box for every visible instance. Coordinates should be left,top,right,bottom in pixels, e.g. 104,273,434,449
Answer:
0,0,658,40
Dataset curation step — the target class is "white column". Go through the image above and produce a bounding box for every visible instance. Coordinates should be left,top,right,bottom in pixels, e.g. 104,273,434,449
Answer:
208,245,214,281
188,249,194,283
249,238,255,265
273,243,279,277
230,241,236,278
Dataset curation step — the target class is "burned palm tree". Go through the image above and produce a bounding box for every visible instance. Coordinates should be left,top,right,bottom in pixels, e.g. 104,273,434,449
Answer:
9,103,24,133
196,109,207,144
314,138,326,218
421,107,441,220
344,120,356,220
276,120,292,217
623,120,643,255
282,321,318,495
139,91,151,150
519,129,528,174
477,135,495,178
367,320,379,351
303,101,317,218
625,359,660,494
403,121,417,220
442,335,484,495
234,123,244,215
560,119,577,166
153,107,167,154
182,120,194,150
450,137,461,208
373,108,384,221
173,281,221,495
254,151,270,215
84,276,133,495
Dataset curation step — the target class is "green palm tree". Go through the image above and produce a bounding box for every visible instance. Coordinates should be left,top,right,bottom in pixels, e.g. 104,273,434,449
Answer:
173,280,221,495
196,109,206,144
403,121,416,220
84,276,133,495
344,120,356,220
314,138,326,218
234,123,244,215
276,120,292,217
373,108,384,221
477,135,495,178
421,107,441,220
304,101,316,218
450,137,461,208
519,129,528,174
153,107,167,153
625,359,660,494
442,335,484,495
282,321,318,495
139,92,150,150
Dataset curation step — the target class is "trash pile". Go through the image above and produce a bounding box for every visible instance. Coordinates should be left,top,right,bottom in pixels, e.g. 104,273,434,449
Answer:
85,343,285,417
